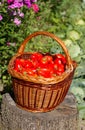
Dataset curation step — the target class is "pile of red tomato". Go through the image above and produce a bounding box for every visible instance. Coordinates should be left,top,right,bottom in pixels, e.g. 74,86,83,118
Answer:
13,52,66,78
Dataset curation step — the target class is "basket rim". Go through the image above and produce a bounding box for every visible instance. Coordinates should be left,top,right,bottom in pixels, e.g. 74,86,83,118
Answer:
8,53,75,85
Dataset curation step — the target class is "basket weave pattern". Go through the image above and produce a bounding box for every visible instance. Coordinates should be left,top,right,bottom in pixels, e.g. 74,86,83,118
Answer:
8,31,77,112
12,70,74,112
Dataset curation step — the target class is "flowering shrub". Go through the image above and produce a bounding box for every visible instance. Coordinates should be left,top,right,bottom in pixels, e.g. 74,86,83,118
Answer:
0,0,52,86
0,0,39,86
0,0,39,24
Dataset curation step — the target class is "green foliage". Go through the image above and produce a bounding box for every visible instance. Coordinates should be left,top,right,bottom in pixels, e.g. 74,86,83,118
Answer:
0,0,52,85
0,0,85,119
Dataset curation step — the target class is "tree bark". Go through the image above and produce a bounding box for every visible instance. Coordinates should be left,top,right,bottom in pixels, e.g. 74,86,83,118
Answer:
1,92,79,130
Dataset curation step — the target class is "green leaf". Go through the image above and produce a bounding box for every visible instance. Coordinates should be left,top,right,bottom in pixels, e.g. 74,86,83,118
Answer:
75,61,85,77
70,85,85,98
75,19,85,25
78,103,85,110
68,44,81,58
79,108,85,119
67,30,80,41
64,39,73,47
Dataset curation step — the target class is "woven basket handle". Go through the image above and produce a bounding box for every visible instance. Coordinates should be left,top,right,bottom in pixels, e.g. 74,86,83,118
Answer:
17,31,72,66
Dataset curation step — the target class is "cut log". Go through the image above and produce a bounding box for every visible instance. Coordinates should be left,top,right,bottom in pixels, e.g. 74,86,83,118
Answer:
1,92,79,130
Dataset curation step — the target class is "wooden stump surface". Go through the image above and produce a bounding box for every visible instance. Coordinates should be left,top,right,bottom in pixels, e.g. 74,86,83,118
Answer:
0,92,79,130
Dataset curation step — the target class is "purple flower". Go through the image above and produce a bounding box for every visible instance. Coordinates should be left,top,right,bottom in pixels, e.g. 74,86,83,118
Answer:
7,0,23,4
8,1,23,9
23,0,37,8
24,0,32,8
19,12,24,18
0,15,3,21
13,17,21,26
7,0,14,4
17,9,24,18
7,0,37,9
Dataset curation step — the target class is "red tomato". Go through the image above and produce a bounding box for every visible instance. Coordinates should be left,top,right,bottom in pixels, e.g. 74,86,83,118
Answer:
54,58,62,65
14,53,66,78
31,60,39,68
55,70,63,76
44,55,53,62
56,54,66,64
14,59,22,71
40,55,53,67
58,64,65,72
30,52,43,61
23,59,33,69
40,57,48,65
37,67,53,78
54,63,65,75
27,68,37,76
42,55,53,62
53,64,58,70
48,61,54,69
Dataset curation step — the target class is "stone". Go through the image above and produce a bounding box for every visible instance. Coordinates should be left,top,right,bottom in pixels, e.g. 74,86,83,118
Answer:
0,92,79,130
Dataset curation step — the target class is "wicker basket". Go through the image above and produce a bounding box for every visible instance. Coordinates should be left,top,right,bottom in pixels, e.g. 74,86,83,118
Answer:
8,31,77,113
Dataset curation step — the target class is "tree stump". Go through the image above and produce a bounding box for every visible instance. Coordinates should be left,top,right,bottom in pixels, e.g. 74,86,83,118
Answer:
1,92,79,130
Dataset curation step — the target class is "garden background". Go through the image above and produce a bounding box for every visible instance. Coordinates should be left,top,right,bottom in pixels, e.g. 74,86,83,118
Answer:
0,0,85,122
